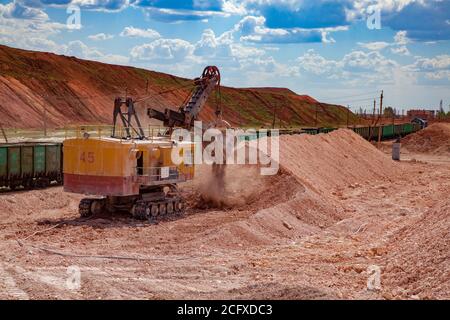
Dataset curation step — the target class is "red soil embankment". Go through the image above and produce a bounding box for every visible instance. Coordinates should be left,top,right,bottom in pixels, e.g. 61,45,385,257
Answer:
382,199,450,299
190,129,402,247
402,123,450,155
0,44,355,129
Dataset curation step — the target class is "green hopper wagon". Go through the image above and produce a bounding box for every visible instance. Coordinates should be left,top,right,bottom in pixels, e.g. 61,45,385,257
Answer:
0,143,63,190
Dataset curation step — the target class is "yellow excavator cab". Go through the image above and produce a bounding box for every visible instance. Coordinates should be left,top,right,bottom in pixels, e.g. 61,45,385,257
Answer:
64,137,194,196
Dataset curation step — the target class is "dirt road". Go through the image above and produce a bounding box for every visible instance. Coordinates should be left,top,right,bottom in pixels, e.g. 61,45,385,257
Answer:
0,130,448,299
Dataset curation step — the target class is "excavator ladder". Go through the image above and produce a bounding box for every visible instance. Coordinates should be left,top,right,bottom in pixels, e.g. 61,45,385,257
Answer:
147,66,221,130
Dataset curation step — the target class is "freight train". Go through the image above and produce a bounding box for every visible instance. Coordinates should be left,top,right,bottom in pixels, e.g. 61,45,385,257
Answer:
243,122,423,141
297,122,422,139
0,122,421,191
0,142,62,190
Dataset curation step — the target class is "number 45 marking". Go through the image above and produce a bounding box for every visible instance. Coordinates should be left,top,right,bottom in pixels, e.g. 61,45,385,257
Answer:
80,152,95,163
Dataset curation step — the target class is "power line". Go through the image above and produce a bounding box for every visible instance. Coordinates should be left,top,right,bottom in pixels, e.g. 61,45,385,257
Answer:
19,82,195,104
134,82,194,103
42,93,119,102
320,90,381,101
344,97,378,104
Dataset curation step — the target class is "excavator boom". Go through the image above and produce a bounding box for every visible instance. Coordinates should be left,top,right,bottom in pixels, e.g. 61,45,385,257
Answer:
147,66,220,130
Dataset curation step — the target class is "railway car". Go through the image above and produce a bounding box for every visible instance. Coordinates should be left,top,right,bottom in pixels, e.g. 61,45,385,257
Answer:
0,142,63,190
349,123,422,141
274,123,422,141
352,126,371,139
382,125,395,139
318,128,337,134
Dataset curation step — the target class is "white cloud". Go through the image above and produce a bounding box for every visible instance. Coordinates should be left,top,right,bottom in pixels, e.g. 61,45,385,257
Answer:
297,49,399,85
66,40,103,58
0,3,67,53
351,0,419,19
65,40,129,64
71,0,129,12
5,36,65,54
130,38,195,62
401,55,450,83
0,1,48,20
230,43,264,59
413,55,450,71
192,27,273,72
128,26,281,80
391,45,410,56
88,33,114,41
120,26,161,39
142,7,229,23
297,49,340,76
343,50,397,70
358,30,412,56
424,70,450,80
240,55,277,73
234,15,332,44
194,28,234,58
222,0,247,15
358,41,390,51
394,31,410,45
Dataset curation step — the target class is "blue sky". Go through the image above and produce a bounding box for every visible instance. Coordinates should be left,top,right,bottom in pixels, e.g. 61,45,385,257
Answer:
0,0,449,111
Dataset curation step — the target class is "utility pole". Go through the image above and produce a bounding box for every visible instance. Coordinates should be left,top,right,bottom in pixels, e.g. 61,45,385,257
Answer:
272,104,277,129
392,108,395,126
43,104,47,137
377,90,384,148
315,104,318,127
0,123,7,143
368,99,376,141
372,99,376,122
346,105,350,128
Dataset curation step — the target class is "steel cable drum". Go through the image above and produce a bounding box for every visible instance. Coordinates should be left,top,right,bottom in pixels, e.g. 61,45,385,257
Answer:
201,66,221,86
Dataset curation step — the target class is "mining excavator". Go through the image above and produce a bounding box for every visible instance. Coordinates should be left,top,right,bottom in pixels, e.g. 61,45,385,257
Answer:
63,66,221,220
